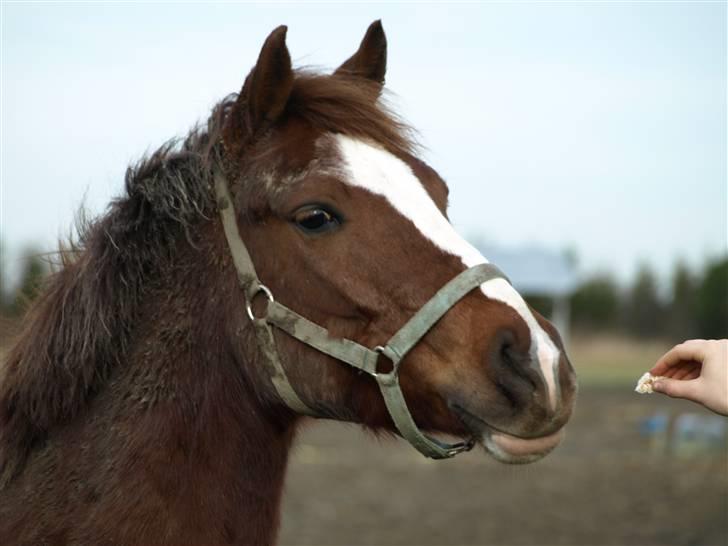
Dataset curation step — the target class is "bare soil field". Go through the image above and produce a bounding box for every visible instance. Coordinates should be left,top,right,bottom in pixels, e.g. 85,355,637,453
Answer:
280,341,728,546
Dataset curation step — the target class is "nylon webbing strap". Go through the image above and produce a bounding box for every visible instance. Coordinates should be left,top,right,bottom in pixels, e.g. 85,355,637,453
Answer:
377,374,464,458
214,171,315,416
371,263,508,458
266,302,380,375
267,298,463,458
264,264,507,459
385,264,507,362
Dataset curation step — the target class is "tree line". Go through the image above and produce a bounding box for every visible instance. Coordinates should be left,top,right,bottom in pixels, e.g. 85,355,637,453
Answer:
528,257,727,341
1,246,726,342
1,247,48,319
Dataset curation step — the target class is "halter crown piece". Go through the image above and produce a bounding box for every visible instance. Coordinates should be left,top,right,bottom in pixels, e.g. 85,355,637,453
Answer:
214,169,508,459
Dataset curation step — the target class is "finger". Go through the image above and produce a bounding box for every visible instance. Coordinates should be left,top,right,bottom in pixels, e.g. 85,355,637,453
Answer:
654,360,699,379
662,362,687,379
651,377,702,403
684,369,701,380
672,362,700,380
650,341,708,375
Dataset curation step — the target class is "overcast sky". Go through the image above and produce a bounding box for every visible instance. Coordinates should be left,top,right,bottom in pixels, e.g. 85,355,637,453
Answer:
2,2,726,288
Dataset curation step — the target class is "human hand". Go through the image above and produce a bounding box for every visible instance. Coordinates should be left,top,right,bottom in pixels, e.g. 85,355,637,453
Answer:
649,339,728,416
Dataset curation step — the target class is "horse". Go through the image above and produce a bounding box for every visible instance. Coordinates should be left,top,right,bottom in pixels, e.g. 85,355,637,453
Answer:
0,21,577,546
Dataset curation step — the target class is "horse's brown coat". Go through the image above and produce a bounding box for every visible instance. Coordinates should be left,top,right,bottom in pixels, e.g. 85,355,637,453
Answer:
0,21,576,545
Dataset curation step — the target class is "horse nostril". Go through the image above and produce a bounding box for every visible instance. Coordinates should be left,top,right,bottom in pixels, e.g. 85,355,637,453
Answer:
494,328,538,391
497,329,528,368
501,343,528,370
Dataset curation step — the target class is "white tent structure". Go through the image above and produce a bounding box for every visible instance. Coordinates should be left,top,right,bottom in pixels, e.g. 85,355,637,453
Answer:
474,243,579,345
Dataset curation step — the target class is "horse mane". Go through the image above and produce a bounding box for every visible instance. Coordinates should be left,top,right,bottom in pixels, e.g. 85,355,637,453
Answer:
0,70,414,483
285,71,414,154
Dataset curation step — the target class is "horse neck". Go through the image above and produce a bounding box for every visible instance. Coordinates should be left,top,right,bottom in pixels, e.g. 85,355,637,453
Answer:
110,222,300,543
1,223,299,546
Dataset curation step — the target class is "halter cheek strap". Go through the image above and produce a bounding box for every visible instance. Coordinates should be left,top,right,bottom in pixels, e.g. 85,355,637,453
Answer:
215,174,314,416
214,170,508,459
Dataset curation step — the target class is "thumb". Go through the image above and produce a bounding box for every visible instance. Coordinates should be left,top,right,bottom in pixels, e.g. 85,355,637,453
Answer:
652,377,702,403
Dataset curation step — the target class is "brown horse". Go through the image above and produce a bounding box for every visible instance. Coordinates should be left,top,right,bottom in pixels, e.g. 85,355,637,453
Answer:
0,21,576,546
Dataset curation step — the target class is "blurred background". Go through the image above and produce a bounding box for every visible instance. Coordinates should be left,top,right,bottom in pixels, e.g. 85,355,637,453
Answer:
1,3,726,545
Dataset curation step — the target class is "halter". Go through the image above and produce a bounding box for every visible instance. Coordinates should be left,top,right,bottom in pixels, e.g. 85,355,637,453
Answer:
214,169,508,459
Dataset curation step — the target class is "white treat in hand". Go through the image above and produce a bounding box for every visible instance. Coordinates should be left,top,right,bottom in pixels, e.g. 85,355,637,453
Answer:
635,372,667,394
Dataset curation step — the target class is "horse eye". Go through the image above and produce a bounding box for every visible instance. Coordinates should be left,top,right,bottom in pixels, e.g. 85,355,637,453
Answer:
293,208,340,234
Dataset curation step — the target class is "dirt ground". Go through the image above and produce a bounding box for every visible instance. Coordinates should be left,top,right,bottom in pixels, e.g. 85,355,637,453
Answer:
279,387,728,546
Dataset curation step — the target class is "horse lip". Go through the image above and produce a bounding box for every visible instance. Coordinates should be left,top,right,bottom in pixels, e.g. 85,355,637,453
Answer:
451,402,553,440
450,403,518,438
450,403,565,463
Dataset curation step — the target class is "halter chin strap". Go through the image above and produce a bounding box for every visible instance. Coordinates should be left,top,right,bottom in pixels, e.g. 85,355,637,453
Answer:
214,169,508,459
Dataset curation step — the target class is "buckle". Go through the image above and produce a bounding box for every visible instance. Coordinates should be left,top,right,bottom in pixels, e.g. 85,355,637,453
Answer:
445,437,476,457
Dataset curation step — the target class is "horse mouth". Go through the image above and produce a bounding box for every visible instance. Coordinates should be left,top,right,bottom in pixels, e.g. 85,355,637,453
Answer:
452,404,565,464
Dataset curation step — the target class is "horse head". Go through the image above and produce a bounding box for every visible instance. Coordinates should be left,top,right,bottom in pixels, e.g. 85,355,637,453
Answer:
218,21,577,464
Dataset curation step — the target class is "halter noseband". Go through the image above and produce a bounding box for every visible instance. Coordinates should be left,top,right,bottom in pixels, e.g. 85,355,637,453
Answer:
214,169,508,459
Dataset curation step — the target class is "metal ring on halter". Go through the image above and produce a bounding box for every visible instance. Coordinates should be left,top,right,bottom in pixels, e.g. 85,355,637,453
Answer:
246,284,274,321
372,345,400,378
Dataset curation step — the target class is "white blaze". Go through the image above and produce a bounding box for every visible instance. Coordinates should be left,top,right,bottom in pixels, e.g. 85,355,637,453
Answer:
334,134,560,410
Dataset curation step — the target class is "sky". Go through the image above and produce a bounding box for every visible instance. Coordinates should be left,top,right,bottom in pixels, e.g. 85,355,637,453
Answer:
1,1,726,290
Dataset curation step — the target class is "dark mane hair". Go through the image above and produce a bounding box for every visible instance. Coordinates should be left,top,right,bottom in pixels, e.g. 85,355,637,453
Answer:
0,69,414,483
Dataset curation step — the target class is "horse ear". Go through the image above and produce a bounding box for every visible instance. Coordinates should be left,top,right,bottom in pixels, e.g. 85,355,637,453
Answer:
335,20,387,85
223,25,294,156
